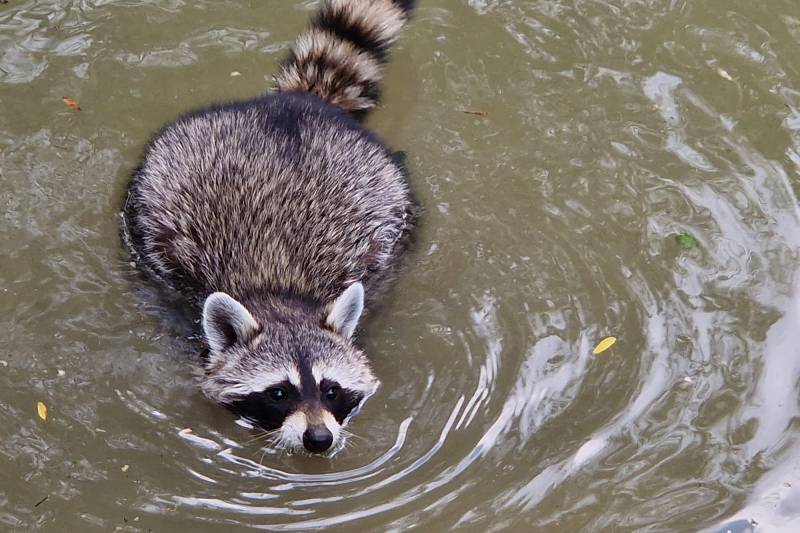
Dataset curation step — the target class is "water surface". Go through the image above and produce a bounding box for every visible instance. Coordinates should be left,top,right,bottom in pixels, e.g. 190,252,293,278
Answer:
2,0,800,530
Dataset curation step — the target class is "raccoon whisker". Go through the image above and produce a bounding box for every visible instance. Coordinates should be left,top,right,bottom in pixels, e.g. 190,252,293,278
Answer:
242,429,280,445
242,430,270,442
334,439,351,453
260,435,287,463
338,427,365,442
267,434,291,456
259,446,270,466
242,435,271,447
261,433,281,449
269,434,287,450
248,436,275,448
327,436,353,457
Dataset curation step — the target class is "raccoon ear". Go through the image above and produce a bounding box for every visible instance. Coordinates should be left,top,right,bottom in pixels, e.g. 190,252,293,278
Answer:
202,292,260,352
326,282,364,339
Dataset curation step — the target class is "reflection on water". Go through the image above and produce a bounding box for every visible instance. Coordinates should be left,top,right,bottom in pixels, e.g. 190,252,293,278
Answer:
2,0,800,531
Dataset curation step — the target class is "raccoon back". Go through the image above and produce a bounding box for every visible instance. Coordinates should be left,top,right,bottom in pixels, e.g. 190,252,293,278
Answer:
124,93,415,304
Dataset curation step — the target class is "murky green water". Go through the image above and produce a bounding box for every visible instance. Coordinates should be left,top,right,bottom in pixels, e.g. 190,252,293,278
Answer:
3,0,800,531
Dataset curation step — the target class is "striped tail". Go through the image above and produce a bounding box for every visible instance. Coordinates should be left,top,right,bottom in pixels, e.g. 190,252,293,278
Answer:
273,0,415,112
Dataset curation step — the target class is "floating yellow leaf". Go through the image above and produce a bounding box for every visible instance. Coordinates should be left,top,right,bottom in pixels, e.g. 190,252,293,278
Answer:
592,336,617,355
36,401,47,421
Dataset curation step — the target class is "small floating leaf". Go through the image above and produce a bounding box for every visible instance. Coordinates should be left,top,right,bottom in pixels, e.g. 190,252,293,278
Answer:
62,97,81,111
675,231,699,250
592,336,617,355
36,401,47,421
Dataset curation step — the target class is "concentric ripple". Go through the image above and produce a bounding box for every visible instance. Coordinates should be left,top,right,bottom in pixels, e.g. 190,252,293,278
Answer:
2,0,800,531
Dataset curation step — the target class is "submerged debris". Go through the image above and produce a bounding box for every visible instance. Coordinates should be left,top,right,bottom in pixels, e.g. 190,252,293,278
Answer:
717,68,734,81
62,97,81,111
675,231,699,250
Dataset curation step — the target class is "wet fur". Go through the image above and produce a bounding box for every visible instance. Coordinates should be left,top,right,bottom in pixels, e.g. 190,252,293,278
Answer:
123,94,416,307
121,0,417,451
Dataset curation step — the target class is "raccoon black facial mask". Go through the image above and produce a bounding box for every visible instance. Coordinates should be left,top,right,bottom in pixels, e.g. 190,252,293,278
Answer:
123,0,417,455
225,373,368,454
197,287,378,453
228,383,300,432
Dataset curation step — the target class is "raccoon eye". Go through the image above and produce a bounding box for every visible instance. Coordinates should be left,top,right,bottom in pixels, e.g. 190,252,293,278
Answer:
267,387,287,402
324,385,340,401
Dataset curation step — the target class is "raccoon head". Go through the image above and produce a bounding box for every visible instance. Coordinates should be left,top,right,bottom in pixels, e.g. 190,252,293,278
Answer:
199,283,379,454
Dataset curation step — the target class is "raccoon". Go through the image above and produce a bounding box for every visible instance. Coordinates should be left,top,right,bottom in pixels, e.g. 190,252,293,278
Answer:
122,0,417,454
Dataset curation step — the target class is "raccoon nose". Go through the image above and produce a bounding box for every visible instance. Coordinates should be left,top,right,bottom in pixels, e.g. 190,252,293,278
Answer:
303,426,333,453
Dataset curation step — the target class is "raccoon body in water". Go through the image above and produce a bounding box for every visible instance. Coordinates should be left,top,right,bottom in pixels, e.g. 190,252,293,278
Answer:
122,0,417,454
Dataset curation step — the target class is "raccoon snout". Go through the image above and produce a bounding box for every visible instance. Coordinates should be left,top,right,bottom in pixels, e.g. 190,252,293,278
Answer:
303,426,333,453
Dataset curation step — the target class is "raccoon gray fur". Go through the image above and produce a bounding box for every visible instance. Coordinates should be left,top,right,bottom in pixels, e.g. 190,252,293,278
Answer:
122,0,417,454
